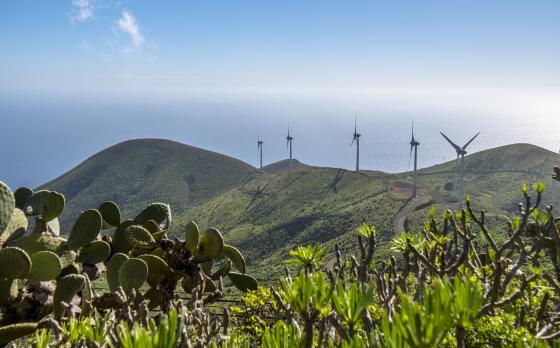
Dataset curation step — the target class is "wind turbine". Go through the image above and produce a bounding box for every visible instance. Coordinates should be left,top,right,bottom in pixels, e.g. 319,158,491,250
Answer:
286,126,294,168
257,136,264,174
440,131,480,204
408,122,420,197
351,116,361,172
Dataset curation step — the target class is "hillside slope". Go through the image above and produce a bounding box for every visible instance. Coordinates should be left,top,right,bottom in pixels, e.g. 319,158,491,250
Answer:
40,139,257,229
180,143,560,281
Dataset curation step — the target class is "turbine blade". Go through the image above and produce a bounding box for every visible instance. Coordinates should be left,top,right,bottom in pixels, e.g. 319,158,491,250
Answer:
462,132,480,150
440,132,461,152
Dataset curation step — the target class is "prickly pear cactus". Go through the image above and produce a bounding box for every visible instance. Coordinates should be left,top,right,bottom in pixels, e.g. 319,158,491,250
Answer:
0,181,15,239
67,209,102,250
0,247,31,279
195,228,224,262
28,251,62,281
98,201,121,228
134,203,171,229
77,240,111,264
184,220,199,255
138,254,171,287
0,208,27,245
118,258,148,292
107,253,129,292
0,322,38,345
124,225,155,248
53,274,87,318
223,245,246,274
26,190,65,222
228,272,258,292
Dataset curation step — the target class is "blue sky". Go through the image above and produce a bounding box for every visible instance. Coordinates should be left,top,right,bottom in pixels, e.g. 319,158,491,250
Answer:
1,1,560,189
2,1,560,97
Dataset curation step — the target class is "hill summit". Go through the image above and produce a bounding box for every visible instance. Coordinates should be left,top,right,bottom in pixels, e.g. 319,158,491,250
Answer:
40,138,256,229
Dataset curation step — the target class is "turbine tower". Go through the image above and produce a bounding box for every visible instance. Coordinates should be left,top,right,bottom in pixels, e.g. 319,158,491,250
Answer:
408,122,420,197
286,126,294,168
257,136,264,174
351,117,361,172
440,131,480,204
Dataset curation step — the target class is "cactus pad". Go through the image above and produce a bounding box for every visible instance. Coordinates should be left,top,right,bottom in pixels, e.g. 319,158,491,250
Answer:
181,275,195,293
124,225,155,248
184,220,199,255
77,240,111,264
223,245,246,274
58,250,77,268
98,201,121,228
138,254,171,287
111,220,134,253
211,260,231,280
28,251,62,281
0,181,15,238
13,187,32,211
152,230,167,242
53,274,87,318
0,247,31,279
106,253,129,292
0,322,38,345
143,219,159,234
59,263,82,278
81,273,93,316
134,203,172,228
195,228,224,262
144,287,164,309
118,258,148,292
0,208,27,245
8,233,66,255
27,190,65,222
228,272,258,292
67,209,102,250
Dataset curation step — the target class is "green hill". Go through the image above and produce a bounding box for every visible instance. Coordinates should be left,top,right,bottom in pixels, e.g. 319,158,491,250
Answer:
36,141,560,282
40,138,257,230
263,159,310,173
178,143,560,281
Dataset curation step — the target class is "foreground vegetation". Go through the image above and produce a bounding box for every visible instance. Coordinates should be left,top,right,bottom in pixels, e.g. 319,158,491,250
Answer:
1,166,560,346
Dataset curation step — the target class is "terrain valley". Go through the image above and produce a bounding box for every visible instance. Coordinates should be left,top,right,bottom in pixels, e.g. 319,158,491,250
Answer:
39,138,560,282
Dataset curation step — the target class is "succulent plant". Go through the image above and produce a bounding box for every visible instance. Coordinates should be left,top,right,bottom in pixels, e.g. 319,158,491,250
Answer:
228,272,258,292
0,322,38,345
0,180,257,345
77,240,111,265
26,190,65,222
124,225,156,249
195,228,224,262
28,251,62,281
118,258,148,293
107,253,129,293
53,274,87,318
67,209,102,250
0,181,16,239
98,201,121,228
0,247,31,279
223,245,246,274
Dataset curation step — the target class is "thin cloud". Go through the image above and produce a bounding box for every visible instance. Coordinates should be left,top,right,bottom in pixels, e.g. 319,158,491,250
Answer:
118,11,144,48
71,0,94,22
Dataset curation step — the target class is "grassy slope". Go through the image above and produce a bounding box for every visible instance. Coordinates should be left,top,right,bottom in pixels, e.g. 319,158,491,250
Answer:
179,144,560,281
40,139,257,231
35,140,560,282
